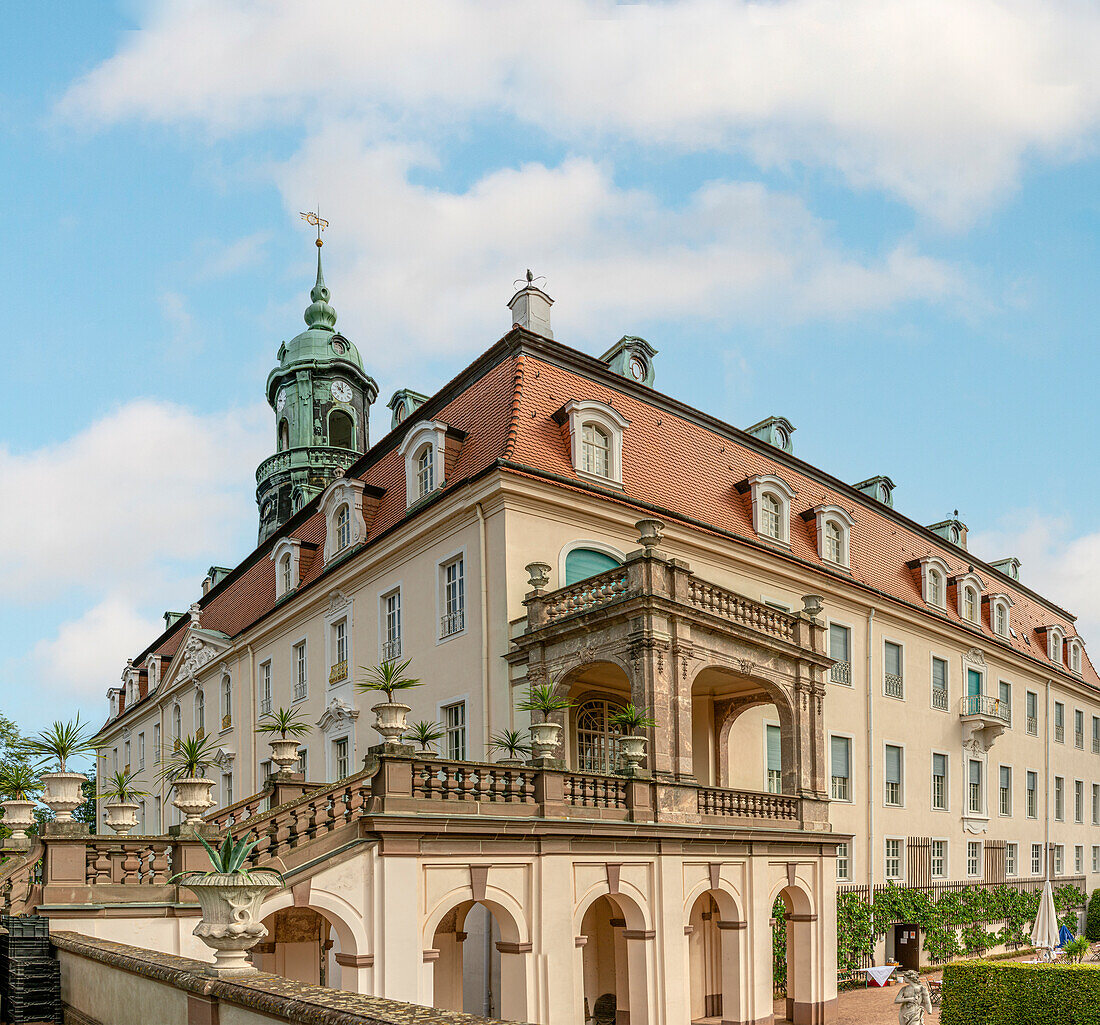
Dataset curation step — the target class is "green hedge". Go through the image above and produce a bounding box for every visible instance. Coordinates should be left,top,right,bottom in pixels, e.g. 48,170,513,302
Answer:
941,960,1100,1025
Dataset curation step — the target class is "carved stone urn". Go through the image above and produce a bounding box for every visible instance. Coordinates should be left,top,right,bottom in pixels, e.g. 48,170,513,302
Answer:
172,777,216,825
268,739,300,774
618,735,648,775
372,702,411,743
1,800,36,839
40,771,86,822
104,801,139,835
187,871,282,976
529,721,562,759
635,518,666,552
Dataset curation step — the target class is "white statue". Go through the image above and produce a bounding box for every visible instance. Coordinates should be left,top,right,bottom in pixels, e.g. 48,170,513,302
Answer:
894,970,932,1025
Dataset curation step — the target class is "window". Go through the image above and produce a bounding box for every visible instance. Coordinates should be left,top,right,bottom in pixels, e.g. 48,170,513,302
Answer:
824,520,843,563
830,736,851,801
743,474,796,545
931,839,947,878
195,690,205,737
1075,780,1084,823
297,748,308,777
1094,847,1100,874
1055,702,1065,743
443,701,467,761
884,641,903,698
1076,710,1085,749
281,553,292,594
1026,691,1038,735
885,744,903,806
223,773,233,806
767,725,783,794
963,586,978,624
415,444,435,497
331,620,348,684
576,699,621,773
329,409,353,449
564,546,622,586
1070,639,1083,675
1026,771,1038,818
967,841,981,877
259,661,273,714
968,759,983,814
1032,843,1043,876
137,732,145,770
1055,776,1064,821
885,838,903,880
1054,845,1064,876
112,747,118,773
382,590,402,659
1006,843,1017,877
123,740,130,773
932,753,948,810
829,624,851,685
335,504,351,552
294,641,308,701
153,723,161,764
138,801,146,834
760,492,782,540
1093,717,1100,755
928,569,943,607
1076,846,1084,875
1093,784,1099,826
998,681,1012,725
1048,627,1065,664
836,842,850,881
931,657,948,710
261,759,274,781
172,705,182,746
810,506,855,567
994,601,1009,637
966,667,983,706
221,675,232,729
581,423,611,479
441,556,465,637
334,738,349,780
271,537,301,597
278,419,289,452
999,765,1011,816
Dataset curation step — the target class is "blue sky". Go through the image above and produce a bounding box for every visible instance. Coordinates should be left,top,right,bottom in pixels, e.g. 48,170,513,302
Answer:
2,0,1099,732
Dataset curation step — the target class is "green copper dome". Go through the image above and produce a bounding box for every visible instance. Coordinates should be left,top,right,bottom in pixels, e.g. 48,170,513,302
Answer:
276,247,365,372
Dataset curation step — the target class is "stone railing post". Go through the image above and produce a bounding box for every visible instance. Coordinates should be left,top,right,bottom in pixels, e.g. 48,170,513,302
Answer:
626,779,655,823
41,835,88,903
534,768,568,818
371,756,414,809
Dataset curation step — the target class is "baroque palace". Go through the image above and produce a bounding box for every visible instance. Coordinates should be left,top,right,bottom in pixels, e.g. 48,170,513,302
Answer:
8,245,1096,1025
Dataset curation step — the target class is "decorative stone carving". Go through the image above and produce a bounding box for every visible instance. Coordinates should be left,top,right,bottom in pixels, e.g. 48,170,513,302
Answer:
181,635,217,678
525,562,552,592
894,971,932,1024
327,590,351,614
318,697,360,732
801,594,824,617
189,603,202,625
1,800,36,839
187,872,283,976
41,772,87,823
172,778,216,825
964,647,986,665
635,518,665,551
104,802,139,835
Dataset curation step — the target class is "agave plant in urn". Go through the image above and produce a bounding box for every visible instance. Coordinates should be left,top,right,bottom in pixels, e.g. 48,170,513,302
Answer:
23,717,94,828
172,831,283,976
255,707,311,775
356,658,422,750
101,770,148,835
0,763,40,842
157,733,221,829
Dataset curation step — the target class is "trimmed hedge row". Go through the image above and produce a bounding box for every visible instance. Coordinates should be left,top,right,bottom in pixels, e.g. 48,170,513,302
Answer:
942,960,1100,1025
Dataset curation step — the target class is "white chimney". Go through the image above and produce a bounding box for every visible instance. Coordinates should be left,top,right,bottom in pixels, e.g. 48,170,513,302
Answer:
508,270,553,339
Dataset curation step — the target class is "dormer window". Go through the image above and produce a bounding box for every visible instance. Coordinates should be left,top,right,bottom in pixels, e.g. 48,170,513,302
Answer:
915,555,951,610
995,604,1007,636
1068,638,1083,676
558,400,628,488
951,572,984,625
281,553,292,592
929,569,943,606
320,477,368,563
805,505,856,568
398,420,450,507
740,475,796,546
271,537,302,599
964,587,977,622
1047,626,1066,664
986,593,1013,639
336,505,350,550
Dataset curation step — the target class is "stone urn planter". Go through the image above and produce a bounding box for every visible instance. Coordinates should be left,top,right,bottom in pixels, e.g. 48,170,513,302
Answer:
1,800,36,839
104,801,139,835
172,777,216,825
268,738,300,774
529,721,562,759
40,771,86,822
372,702,411,743
618,735,648,775
187,872,283,976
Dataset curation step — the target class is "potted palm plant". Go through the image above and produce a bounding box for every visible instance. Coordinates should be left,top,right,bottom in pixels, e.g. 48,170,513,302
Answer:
488,729,531,766
172,831,283,976
517,682,572,759
157,733,220,826
355,658,422,742
23,717,94,823
0,764,39,840
101,770,148,835
609,704,657,775
406,720,445,754
255,707,311,774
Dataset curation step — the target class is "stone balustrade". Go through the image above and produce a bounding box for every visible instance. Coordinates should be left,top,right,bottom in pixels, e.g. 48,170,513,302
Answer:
686,578,798,641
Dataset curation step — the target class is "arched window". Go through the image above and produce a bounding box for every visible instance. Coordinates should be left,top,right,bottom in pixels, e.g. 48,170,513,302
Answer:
280,553,292,593
760,493,782,540
278,419,290,452
335,504,350,551
195,690,205,736
995,603,1008,637
576,698,624,773
416,444,434,497
824,520,843,563
928,569,943,607
221,675,232,729
964,586,978,623
564,547,622,586
172,705,182,747
1070,640,1083,675
581,424,611,478
329,409,353,449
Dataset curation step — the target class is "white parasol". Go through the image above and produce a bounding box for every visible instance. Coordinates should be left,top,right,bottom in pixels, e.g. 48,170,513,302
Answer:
1030,879,1060,958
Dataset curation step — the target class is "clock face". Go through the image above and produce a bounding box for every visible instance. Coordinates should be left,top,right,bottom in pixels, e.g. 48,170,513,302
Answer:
330,380,353,404
275,388,286,413
628,356,646,381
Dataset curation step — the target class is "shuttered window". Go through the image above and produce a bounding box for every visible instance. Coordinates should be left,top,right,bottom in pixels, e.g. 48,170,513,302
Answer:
885,744,902,805
830,736,850,801
564,548,621,586
766,724,782,794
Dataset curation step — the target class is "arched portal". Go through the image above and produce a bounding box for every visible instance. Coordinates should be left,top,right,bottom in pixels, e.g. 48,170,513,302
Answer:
428,898,529,1022
687,889,744,1023
561,661,631,773
329,409,354,449
772,884,817,1024
254,907,336,987
577,892,651,1025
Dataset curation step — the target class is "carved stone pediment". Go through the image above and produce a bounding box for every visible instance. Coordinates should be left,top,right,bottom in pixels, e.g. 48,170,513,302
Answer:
964,647,986,665
162,625,231,692
328,589,351,615
319,697,360,732
213,748,236,769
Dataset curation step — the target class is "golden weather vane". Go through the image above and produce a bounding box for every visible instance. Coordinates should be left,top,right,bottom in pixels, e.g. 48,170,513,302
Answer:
300,209,329,247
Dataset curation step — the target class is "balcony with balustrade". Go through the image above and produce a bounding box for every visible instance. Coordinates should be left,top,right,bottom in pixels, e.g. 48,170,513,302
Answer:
959,693,1010,749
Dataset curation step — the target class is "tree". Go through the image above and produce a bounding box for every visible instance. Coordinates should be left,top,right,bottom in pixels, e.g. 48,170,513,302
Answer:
1087,889,1100,942
0,711,41,840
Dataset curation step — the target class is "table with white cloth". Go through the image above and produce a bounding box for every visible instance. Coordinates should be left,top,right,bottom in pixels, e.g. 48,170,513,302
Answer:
861,965,897,987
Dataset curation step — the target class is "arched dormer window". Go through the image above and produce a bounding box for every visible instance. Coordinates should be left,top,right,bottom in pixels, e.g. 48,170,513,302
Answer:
320,477,368,563
1047,625,1066,664
398,420,450,508
1068,638,1084,676
806,504,856,568
281,553,292,592
278,419,290,452
915,555,951,610
195,689,205,737
985,593,1013,639
559,400,629,488
963,586,978,623
951,571,984,625
741,474,797,546
335,505,350,551
329,409,354,449
271,536,302,598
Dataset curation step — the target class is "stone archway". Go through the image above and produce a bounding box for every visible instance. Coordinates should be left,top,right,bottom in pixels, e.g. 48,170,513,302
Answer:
685,886,746,1024
771,881,819,1024
574,886,652,1025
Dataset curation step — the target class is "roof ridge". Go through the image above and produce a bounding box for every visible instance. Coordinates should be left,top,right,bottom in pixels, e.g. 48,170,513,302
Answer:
503,353,526,460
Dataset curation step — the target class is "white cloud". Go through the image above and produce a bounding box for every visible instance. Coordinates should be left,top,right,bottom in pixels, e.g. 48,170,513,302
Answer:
61,0,1100,221
0,399,269,603
272,134,960,363
194,231,272,281
31,596,165,700
969,515,1100,643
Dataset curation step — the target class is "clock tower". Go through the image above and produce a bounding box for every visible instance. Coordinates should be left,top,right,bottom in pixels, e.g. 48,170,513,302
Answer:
255,243,378,542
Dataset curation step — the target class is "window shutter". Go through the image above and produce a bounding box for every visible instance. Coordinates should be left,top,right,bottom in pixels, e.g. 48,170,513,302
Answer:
969,760,982,786
564,548,621,586
766,725,782,772
1000,766,1011,789
932,659,946,690
885,745,901,784
831,736,850,778
933,753,946,777
830,624,850,661
885,642,901,676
